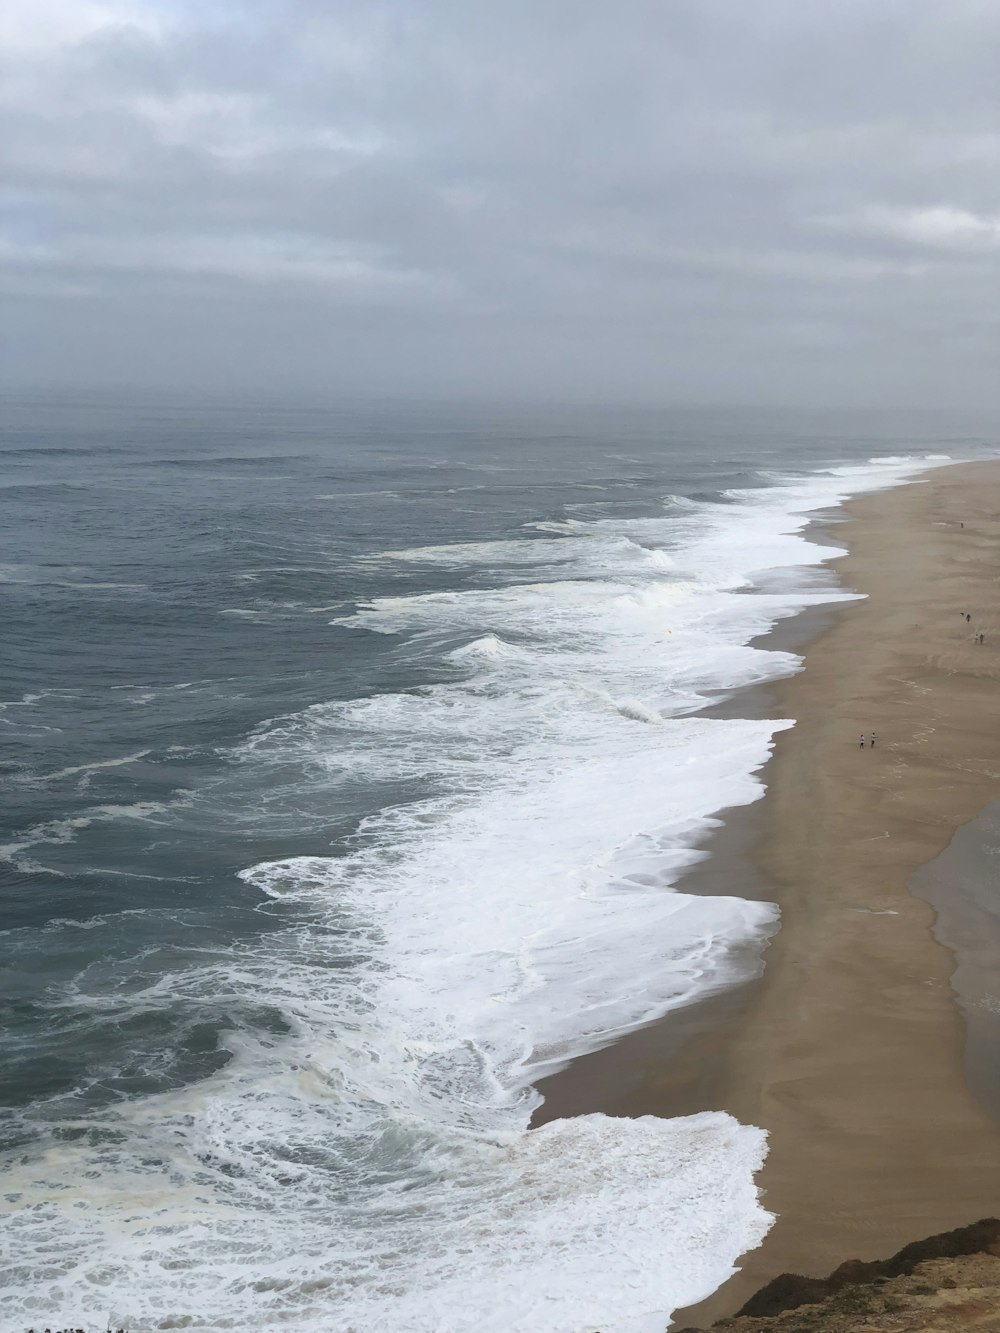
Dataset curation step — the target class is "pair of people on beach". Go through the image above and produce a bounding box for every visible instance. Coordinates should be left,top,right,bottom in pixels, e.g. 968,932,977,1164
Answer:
963,613,986,643
859,732,876,748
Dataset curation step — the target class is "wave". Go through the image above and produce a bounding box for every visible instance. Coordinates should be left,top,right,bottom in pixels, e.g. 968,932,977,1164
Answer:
153,454,314,468
18,750,153,786
446,632,529,663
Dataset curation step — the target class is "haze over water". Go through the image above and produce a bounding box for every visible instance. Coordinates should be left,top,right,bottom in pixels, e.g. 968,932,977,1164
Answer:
1,395,993,1331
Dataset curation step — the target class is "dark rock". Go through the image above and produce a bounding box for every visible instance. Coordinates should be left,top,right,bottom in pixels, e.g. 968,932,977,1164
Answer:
736,1217,1000,1318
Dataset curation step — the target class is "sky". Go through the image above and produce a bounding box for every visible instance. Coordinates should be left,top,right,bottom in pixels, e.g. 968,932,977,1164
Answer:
3,0,1000,407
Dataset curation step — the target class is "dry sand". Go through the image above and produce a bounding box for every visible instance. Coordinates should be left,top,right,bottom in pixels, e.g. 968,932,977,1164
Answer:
541,459,1000,1325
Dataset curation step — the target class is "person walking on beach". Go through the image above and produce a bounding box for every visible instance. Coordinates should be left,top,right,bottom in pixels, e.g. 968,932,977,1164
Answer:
967,613,972,622
870,732,876,748
859,734,865,748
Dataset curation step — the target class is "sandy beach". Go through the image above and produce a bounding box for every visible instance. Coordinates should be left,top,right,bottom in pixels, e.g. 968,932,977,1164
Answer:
537,458,1000,1325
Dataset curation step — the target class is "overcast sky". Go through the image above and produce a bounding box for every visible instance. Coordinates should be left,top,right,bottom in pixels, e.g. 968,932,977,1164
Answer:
3,0,1000,407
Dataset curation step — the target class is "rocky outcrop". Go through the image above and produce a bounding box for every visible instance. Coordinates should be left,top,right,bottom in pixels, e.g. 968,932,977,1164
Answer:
676,1219,1000,1333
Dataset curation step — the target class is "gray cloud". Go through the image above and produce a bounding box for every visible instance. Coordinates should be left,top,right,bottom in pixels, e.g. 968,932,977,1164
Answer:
3,0,1000,406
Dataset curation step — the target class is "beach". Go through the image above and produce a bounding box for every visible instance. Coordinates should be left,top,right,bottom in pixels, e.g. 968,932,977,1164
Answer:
9,413,998,1331
537,458,1000,1324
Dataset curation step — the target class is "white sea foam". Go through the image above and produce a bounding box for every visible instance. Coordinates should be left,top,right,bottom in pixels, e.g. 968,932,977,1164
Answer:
0,797,188,872
0,689,50,709
2,1106,769,1333
243,712,787,1088
0,453,954,1332
20,749,152,785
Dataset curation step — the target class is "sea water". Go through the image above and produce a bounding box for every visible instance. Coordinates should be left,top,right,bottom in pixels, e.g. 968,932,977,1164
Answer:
0,396,987,1331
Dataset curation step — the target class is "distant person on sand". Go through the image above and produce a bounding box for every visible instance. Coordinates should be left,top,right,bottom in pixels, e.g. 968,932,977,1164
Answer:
871,732,876,747
859,734,865,748
967,613,972,622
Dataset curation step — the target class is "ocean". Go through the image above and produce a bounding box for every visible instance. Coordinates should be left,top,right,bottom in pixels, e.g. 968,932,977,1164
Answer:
0,395,992,1332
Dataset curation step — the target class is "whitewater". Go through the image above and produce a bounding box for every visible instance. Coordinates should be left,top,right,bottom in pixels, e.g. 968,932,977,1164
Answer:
1,447,952,1333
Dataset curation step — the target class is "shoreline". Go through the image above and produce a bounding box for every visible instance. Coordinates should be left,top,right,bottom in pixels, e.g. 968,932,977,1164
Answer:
535,459,1000,1325
531,563,848,1128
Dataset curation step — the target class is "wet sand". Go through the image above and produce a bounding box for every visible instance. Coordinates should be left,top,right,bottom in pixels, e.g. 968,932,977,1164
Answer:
535,460,1000,1325
912,801,1000,1124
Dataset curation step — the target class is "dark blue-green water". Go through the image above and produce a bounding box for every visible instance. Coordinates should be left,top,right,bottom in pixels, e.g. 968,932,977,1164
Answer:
1,395,995,1332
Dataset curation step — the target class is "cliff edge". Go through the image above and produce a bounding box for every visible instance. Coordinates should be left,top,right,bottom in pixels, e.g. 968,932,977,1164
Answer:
676,1219,1000,1332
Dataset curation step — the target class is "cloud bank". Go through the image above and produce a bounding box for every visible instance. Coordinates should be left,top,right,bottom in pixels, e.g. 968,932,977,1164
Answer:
4,0,1000,406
